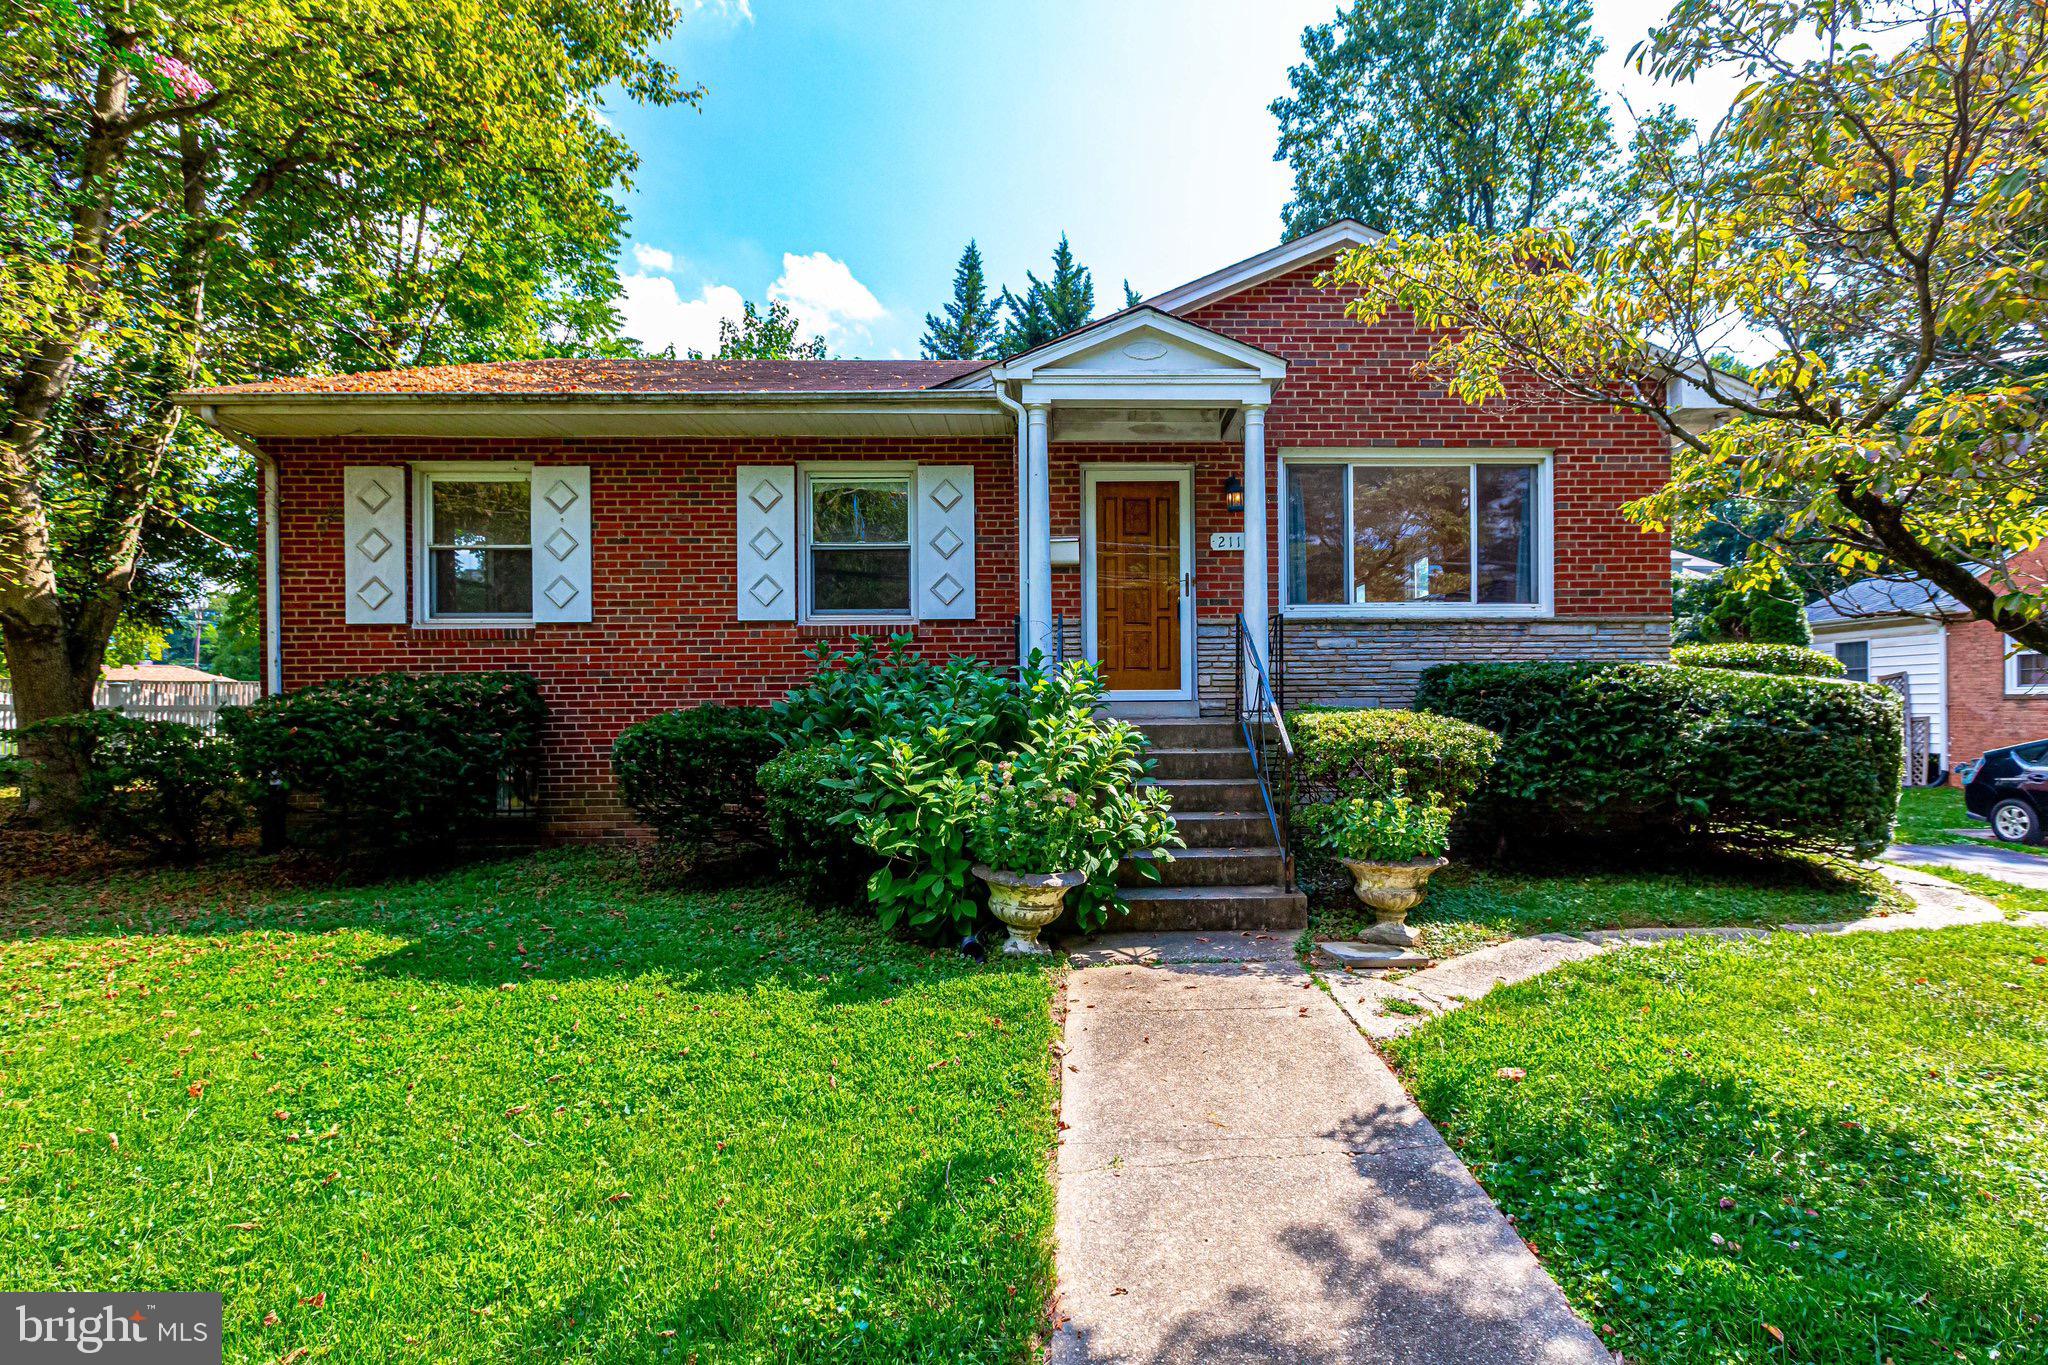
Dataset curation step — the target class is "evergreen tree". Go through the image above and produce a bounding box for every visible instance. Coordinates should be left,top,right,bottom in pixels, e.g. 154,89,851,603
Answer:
920,240,1001,359
1122,280,1143,310
1000,235,1095,355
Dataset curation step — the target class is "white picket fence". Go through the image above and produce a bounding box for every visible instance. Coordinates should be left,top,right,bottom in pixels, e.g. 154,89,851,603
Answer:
0,678,263,754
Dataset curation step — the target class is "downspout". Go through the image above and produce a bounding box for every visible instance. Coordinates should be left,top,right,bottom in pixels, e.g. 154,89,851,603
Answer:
990,378,1028,670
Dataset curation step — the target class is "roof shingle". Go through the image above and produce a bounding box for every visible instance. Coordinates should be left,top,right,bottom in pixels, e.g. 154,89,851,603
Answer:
189,357,990,398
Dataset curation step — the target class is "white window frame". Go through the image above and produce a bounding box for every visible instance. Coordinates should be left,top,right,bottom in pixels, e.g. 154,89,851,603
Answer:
1277,449,1554,619
799,462,918,624
2007,646,2048,696
1832,639,1872,683
412,461,534,628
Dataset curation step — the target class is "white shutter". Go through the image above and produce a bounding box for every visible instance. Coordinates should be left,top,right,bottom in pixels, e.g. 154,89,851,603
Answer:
915,465,975,620
343,466,406,624
530,465,593,623
736,466,797,621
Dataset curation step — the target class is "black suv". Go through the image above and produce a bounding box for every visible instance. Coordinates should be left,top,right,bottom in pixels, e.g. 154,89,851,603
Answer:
1957,738,2048,843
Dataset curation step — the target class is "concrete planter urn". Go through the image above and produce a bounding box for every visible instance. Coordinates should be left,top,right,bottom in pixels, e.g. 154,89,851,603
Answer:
973,865,1087,956
1338,856,1450,948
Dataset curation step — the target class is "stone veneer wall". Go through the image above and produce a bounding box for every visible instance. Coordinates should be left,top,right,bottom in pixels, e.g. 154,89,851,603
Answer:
1196,617,1672,713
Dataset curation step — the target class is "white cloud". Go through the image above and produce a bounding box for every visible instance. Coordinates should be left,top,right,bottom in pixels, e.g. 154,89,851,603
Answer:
768,251,887,348
630,243,676,274
615,273,744,356
690,0,753,23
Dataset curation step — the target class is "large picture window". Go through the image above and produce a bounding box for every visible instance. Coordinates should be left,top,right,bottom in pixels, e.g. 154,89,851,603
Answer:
1283,456,1545,611
421,470,532,621
805,473,912,616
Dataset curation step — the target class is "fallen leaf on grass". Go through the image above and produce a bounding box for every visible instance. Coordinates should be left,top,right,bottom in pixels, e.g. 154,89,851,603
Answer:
1496,1067,1527,1082
606,1192,633,1204
261,1311,279,1327
1764,1324,1784,1343
300,1292,325,1308
280,1348,309,1365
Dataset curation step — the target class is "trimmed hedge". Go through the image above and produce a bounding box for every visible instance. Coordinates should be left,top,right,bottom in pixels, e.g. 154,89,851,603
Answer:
21,710,246,860
224,671,543,851
1671,643,1846,678
612,705,778,852
757,744,874,906
1288,707,1500,812
1414,661,1901,858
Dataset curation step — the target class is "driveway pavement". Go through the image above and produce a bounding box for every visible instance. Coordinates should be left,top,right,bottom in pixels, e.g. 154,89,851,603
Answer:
1051,941,1610,1364
1888,841,2048,889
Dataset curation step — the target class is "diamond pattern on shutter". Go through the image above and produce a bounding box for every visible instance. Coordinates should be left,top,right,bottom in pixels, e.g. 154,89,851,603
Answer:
530,466,592,623
343,467,406,624
737,466,797,621
915,466,974,620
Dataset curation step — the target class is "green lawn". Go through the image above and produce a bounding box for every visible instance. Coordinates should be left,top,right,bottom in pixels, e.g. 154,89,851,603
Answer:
0,850,1057,1363
1387,926,2048,1364
1894,786,2048,855
1309,856,1907,959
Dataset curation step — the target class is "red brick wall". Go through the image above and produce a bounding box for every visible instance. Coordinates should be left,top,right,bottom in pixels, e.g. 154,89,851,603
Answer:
267,435,1014,836
1184,256,1672,620
260,250,1674,836
1944,548,2048,773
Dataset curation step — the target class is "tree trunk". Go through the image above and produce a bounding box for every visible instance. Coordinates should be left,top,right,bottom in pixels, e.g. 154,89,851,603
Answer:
1,621,95,821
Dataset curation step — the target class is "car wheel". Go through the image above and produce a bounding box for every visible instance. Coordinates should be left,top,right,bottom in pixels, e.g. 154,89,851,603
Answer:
1990,798,2043,844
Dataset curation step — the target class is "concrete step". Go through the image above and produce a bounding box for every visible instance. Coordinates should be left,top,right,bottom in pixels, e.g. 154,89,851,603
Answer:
1168,811,1276,848
1134,719,1241,750
1146,747,1257,781
1111,884,1308,933
1143,777,1266,812
1120,846,1287,888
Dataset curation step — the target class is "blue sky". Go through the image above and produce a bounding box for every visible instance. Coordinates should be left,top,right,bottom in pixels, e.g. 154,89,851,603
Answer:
608,0,1745,360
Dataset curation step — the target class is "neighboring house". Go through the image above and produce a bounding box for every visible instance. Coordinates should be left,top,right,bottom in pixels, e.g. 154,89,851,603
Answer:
1807,551,2048,783
1671,549,1723,580
180,221,1709,837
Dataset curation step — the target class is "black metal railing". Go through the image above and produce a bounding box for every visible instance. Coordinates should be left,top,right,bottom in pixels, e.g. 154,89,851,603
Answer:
1233,612,1294,881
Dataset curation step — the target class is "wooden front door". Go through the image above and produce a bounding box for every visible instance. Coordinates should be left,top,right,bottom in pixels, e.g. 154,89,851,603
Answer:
1094,480,1183,692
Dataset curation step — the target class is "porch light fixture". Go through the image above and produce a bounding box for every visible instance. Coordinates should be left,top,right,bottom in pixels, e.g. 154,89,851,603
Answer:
1222,475,1245,513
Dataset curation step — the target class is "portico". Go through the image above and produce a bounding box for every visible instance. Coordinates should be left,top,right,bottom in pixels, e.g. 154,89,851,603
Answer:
971,308,1287,703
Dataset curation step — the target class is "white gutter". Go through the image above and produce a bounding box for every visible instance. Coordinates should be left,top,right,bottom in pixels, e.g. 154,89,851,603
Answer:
989,378,1028,668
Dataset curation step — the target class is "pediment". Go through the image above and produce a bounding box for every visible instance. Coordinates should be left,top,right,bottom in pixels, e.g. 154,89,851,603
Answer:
990,308,1286,384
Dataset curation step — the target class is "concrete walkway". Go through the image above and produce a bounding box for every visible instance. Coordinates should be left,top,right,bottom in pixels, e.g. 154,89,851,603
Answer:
1051,940,1611,1364
1888,840,2048,889
1324,863,2034,1040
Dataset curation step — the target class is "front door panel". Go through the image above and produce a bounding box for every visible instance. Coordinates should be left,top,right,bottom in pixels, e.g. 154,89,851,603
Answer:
1094,481,1182,692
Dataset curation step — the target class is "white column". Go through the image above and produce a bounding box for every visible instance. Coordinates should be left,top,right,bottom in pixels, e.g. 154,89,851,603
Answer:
1025,403,1055,665
1241,403,1269,670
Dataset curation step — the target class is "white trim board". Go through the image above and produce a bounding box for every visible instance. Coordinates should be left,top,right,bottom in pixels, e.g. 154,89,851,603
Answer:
1080,464,1197,703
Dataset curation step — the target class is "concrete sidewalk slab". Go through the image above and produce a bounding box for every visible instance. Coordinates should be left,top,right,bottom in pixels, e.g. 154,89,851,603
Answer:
1053,958,1610,1364
1065,929,1300,967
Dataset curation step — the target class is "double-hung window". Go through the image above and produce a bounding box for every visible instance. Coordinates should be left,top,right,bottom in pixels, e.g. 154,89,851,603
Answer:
804,471,913,617
1833,641,1871,683
1282,454,1547,612
419,468,533,622
2009,648,2048,695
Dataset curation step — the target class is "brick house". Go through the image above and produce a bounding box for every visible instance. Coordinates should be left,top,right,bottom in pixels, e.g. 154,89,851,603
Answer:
1808,549,2048,785
181,222,1702,840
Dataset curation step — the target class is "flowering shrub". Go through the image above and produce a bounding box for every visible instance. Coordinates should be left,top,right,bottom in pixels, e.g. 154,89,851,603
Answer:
1296,771,1452,865
782,640,1180,939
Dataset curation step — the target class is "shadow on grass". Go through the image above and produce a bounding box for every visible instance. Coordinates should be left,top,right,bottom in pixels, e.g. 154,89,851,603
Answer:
1306,843,1899,953
1404,1051,2038,1361
0,845,986,1003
